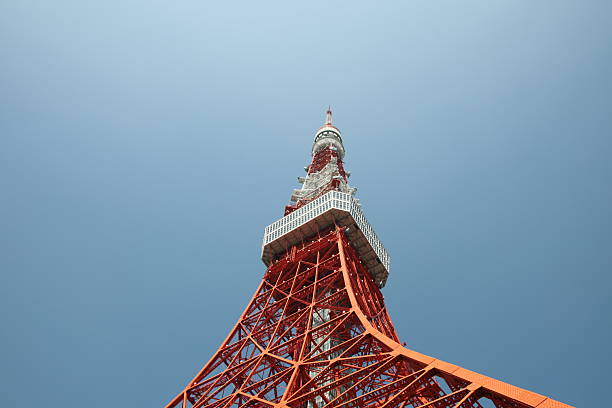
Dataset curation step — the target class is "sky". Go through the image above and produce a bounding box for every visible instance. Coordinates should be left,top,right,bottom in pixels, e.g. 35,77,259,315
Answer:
1,1,610,407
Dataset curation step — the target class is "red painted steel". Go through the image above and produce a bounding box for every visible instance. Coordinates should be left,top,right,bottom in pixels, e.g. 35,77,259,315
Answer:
166,227,573,408
166,111,573,408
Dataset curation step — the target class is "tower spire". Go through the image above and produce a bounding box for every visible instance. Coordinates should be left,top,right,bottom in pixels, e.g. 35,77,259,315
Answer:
284,109,352,217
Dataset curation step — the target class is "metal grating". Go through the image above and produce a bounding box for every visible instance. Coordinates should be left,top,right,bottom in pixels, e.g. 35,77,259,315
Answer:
262,191,390,287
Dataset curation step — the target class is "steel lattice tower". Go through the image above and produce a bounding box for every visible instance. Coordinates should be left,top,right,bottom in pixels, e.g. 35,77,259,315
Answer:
166,110,572,408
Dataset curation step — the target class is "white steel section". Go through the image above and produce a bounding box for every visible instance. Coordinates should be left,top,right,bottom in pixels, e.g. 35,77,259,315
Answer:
312,128,345,159
291,155,351,203
262,191,390,287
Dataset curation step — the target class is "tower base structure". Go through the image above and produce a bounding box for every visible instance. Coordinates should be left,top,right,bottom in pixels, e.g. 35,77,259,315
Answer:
166,227,571,408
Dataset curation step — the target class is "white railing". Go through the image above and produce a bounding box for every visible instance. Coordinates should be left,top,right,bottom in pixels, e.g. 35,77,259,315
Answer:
262,191,390,272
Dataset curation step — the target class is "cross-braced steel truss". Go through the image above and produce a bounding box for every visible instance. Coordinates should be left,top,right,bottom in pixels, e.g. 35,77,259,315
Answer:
166,227,572,408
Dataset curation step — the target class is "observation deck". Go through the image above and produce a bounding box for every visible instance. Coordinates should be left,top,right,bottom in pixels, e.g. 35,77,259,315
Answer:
262,191,390,287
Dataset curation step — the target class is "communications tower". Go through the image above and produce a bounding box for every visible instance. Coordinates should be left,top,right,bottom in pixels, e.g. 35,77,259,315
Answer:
166,109,572,408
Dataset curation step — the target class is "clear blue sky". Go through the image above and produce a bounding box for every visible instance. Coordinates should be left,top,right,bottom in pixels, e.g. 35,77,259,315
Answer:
1,2,610,407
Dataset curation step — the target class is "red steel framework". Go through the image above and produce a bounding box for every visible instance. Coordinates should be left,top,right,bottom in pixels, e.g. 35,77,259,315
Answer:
166,110,573,408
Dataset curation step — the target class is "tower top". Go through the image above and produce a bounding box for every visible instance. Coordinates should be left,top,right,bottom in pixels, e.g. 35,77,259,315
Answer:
313,107,345,159
263,108,390,287
325,106,333,125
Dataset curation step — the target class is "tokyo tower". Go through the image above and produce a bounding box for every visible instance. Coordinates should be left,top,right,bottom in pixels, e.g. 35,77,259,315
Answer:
166,109,572,408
